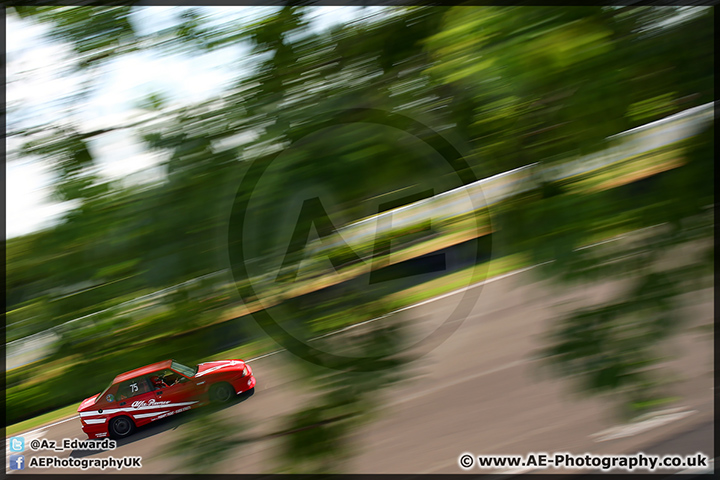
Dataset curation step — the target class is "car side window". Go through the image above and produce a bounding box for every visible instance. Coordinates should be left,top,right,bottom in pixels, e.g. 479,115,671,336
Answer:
160,369,183,387
103,386,119,403
117,377,152,399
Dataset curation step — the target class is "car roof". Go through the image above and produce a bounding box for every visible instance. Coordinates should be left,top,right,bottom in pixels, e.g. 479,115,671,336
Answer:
112,359,173,384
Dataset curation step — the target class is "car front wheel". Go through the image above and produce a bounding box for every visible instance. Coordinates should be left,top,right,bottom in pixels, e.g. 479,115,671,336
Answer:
210,382,235,403
109,415,135,439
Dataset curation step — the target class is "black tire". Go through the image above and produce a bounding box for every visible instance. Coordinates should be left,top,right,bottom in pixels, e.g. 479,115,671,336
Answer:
109,415,135,439
210,382,235,403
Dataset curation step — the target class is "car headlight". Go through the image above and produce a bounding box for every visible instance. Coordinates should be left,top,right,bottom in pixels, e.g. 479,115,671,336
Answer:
242,366,248,377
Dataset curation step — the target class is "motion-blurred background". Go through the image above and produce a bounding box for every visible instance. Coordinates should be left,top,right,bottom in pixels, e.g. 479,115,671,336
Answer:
5,5,714,474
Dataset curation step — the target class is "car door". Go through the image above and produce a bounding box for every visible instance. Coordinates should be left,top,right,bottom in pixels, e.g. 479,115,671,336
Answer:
115,376,159,428
152,369,202,415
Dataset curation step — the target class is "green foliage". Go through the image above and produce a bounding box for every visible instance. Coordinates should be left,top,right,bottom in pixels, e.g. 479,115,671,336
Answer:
272,313,412,473
627,93,678,122
164,409,250,474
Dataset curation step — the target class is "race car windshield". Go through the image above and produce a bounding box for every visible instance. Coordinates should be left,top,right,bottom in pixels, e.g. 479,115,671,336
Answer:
171,360,197,378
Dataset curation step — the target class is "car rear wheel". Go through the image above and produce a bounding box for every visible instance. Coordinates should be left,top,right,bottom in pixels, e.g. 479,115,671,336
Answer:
210,382,234,403
109,415,135,439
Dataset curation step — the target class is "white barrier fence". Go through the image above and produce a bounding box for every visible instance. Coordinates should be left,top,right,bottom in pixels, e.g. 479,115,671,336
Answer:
318,102,713,252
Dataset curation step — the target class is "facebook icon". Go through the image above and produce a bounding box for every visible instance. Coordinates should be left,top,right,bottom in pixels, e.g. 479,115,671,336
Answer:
9,455,25,470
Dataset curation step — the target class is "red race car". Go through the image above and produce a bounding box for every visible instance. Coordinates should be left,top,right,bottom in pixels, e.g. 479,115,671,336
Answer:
77,358,255,439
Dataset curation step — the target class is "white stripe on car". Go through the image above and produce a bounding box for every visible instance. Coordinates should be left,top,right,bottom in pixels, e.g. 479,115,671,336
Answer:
79,401,198,417
132,411,170,419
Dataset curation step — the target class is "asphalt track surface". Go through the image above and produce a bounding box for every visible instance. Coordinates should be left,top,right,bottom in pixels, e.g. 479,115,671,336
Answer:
6,252,714,474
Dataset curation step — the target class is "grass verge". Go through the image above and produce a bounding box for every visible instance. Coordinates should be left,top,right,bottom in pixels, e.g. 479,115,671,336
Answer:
6,403,80,437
